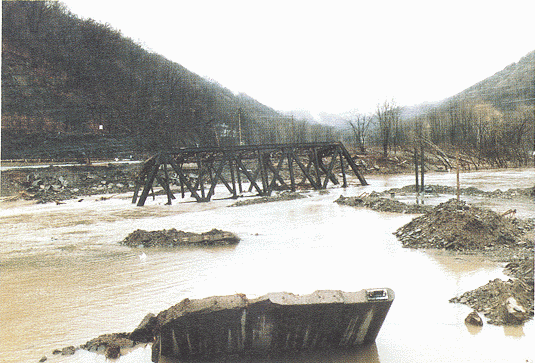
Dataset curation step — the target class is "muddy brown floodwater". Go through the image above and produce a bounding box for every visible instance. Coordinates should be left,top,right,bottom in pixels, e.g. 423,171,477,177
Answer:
0,168,533,363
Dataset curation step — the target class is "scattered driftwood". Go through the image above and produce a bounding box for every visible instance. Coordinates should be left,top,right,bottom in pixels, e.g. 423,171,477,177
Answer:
422,139,453,170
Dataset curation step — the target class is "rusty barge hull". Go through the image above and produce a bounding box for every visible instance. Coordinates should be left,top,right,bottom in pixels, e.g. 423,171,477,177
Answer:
152,288,394,362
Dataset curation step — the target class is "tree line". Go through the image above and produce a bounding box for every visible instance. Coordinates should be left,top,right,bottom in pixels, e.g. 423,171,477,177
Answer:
341,98,534,167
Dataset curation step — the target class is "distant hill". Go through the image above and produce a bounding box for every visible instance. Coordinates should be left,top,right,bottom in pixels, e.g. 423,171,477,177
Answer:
409,51,534,165
448,51,535,110
2,1,334,159
404,51,535,119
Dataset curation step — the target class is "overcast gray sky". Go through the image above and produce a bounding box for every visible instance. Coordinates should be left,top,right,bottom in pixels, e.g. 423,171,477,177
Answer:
61,0,535,116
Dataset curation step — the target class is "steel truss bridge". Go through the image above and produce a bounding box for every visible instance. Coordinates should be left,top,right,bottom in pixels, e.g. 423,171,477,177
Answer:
132,142,367,205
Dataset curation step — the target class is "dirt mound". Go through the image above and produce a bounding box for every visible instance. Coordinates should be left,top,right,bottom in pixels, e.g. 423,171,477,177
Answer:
379,184,534,200
504,257,535,286
121,228,239,248
230,191,307,207
394,199,533,251
335,193,432,214
449,268,534,325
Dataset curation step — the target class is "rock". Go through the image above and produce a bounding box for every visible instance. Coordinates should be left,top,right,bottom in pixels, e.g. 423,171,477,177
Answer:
465,311,483,326
39,356,47,362
79,333,136,359
503,297,528,324
61,346,76,355
450,274,533,326
129,313,157,343
105,343,121,359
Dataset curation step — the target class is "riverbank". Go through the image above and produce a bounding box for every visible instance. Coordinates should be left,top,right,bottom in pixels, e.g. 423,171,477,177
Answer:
0,162,139,203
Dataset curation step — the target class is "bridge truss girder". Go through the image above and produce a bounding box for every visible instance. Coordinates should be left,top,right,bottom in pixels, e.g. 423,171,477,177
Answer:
132,142,367,205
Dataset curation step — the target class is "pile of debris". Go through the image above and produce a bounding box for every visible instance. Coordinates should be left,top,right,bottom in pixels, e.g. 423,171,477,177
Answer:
335,193,432,214
378,184,534,200
394,199,533,251
121,228,240,248
51,313,157,360
450,256,534,325
2,164,137,203
230,191,307,207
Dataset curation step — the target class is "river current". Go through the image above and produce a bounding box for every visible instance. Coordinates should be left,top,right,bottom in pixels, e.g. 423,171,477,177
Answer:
1,168,533,363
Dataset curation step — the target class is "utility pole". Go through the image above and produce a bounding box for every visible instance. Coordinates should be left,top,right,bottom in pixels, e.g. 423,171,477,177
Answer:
291,115,295,143
238,108,243,145
420,142,425,193
456,149,460,201
414,146,419,195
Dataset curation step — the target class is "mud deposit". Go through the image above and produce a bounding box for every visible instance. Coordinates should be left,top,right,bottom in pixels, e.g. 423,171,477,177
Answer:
121,228,240,247
450,273,533,325
230,191,308,207
380,184,534,199
450,256,534,325
335,193,433,214
394,199,533,251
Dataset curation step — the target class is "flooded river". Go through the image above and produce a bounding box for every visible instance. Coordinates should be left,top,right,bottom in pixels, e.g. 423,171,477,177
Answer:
1,168,533,363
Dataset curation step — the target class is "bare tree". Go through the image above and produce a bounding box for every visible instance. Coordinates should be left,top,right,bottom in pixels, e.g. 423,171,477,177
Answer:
346,111,373,153
376,99,401,157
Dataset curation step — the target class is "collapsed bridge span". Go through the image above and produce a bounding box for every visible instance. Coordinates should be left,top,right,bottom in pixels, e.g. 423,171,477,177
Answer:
132,142,367,205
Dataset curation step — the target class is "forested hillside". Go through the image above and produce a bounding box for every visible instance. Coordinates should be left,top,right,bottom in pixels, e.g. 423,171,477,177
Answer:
416,51,535,166
358,51,535,167
450,51,535,110
1,1,335,159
